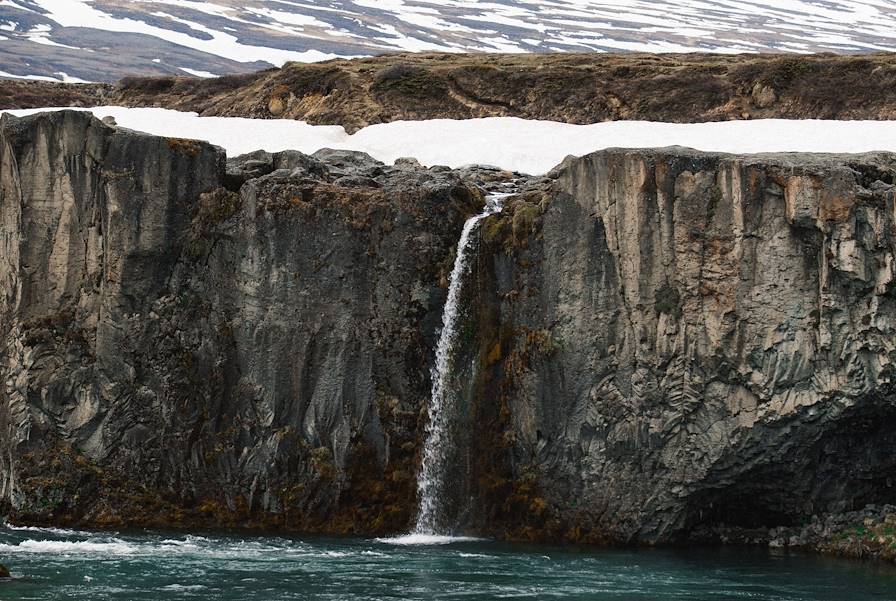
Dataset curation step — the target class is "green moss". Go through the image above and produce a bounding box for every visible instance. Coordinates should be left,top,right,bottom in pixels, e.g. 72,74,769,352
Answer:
371,64,447,98
482,215,510,245
512,203,541,244
761,58,816,88
528,329,563,357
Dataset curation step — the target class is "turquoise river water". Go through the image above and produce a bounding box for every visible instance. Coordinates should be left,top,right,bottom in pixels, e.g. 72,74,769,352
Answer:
1,525,895,600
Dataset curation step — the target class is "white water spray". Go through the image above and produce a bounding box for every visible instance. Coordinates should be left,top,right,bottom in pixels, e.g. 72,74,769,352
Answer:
412,193,507,536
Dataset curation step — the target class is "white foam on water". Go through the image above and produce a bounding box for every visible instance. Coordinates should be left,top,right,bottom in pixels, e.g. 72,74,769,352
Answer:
376,534,484,546
3,523,84,537
0,538,139,555
160,584,208,591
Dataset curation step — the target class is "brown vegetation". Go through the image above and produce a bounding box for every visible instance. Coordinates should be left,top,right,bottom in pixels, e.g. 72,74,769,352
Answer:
3,53,896,132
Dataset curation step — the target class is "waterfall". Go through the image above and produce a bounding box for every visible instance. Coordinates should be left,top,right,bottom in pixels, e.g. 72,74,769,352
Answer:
413,193,507,535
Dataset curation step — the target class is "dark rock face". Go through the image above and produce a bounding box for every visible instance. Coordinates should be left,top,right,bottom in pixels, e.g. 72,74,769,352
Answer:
0,110,481,533
468,148,896,543
2,111,896,552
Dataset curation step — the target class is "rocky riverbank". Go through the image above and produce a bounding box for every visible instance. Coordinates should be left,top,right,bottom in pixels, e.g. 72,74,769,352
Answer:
692,505,896,562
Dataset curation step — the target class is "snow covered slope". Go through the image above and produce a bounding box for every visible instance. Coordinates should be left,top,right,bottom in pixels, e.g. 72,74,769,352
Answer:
7,106,896,175
0,1,895,82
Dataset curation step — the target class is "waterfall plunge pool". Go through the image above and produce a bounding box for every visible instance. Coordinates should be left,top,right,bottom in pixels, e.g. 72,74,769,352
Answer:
1,525,895,600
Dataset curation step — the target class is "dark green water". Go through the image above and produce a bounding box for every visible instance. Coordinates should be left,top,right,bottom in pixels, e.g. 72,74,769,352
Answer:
1,525,895,600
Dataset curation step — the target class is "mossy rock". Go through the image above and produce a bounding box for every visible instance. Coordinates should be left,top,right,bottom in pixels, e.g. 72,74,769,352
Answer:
512,203,541,241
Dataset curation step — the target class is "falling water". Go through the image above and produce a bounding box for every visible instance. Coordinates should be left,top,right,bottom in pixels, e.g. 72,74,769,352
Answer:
413,193,507,536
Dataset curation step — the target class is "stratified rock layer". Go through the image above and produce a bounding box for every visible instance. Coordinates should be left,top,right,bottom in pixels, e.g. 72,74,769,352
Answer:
469,148,896,543
1,111,895,554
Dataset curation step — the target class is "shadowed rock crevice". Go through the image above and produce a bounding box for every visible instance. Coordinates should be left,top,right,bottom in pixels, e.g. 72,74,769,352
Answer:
689,391,896,532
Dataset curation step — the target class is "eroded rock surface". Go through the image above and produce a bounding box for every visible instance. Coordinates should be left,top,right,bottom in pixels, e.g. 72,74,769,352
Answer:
0,110,483,532
468,148,896,544
2,111,895,554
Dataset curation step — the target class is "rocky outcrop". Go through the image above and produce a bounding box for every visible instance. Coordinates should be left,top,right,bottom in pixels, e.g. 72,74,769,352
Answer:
0,80,110,111
467,148,896,546
5,53,896,132
105,53,896,132
2,110,896,556
0,110,483,533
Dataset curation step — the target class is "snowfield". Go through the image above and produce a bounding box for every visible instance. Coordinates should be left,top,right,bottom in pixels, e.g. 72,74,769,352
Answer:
2,1,896,81
18,0,896,58
5,106,896,175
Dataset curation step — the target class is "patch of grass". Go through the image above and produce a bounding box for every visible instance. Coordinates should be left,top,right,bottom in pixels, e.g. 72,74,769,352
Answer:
166,137,203,157
277,64,351,96
372,64,447,98
761,58,816,88
117,75,176,94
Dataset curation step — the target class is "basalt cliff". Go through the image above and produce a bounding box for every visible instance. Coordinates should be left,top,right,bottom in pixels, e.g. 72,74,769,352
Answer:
1,111,895,559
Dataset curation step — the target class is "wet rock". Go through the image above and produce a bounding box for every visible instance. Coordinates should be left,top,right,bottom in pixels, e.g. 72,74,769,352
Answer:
0,564,10,578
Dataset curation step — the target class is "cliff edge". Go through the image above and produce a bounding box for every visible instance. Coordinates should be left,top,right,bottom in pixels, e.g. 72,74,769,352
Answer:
1,111,895,559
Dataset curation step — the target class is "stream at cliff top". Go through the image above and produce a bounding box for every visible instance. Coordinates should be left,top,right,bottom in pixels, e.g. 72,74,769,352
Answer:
1,525,895,600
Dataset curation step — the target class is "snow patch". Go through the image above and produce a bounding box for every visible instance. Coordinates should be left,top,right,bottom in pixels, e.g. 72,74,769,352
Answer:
31,0,355,65
180,67,217,78
10,0,896,73
5,107,896,176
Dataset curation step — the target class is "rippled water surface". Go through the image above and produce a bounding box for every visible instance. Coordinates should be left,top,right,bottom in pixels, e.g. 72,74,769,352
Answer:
1,525,895,600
